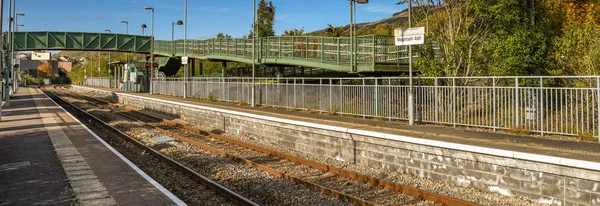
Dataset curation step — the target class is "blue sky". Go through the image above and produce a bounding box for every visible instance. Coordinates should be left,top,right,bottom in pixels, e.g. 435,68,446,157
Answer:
4,0,406,40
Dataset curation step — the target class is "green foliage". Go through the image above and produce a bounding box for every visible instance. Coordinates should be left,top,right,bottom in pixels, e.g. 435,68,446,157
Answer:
550,22,600,76
373,24,392,35
20,75,45,86
282,27,305,36
217,32,231,39
250,0,276,38
325,24,349,37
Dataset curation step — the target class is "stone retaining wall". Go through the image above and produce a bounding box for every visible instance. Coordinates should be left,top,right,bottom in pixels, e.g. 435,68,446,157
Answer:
71,86,600,206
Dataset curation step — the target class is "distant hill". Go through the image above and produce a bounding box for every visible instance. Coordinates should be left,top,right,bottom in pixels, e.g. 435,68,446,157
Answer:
309,8,410,34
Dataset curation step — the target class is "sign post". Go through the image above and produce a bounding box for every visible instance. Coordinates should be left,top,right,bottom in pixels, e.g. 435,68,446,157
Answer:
394,26,425,125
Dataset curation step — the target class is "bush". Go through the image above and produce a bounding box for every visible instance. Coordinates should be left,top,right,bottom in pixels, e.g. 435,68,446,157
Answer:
20,76,45,86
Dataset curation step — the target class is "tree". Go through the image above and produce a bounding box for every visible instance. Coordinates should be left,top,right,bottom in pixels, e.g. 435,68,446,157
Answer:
217,32,231,39
249,0,276,38
547,0,600,77
373,24,391,35
325,24,349,37
37,62,52,78
282,27,305,36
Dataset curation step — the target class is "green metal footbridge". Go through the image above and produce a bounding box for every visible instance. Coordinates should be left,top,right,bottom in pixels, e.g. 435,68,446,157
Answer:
14,31,411,74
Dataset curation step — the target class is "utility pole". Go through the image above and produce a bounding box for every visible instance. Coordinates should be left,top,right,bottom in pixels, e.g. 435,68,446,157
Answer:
11,0,16,94
183,0,188,99
5,0,13,106
120,20,129,64
408,0,415,126
1,0,4,121
251,0,256,107
144,7,155,94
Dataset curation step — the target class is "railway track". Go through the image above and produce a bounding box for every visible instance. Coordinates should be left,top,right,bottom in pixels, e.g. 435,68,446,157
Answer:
51,85,478,206
43,85,258,206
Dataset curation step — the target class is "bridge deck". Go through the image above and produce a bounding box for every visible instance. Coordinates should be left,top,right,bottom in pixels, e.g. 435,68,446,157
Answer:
14,31,411,73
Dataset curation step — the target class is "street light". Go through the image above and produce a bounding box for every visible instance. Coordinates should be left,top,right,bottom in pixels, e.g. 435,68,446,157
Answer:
105,29,112,85
171,20,183,54
251,0,273,107
15,13,23,32
102,29,111,80
120,20,129,64
183,0,188,99
145,7,155,94
141,24,147,35
16,24,23,30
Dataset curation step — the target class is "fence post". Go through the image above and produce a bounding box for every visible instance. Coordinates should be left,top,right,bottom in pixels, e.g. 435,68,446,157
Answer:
540,77,544,137
319,78,323,113
337,38,340,66
435,78,439,122
340,79,343,115
418,77,422,124
372,35,376,66
453,78,456,128
293,78,297,108
375,78,379,117
302,78,305,109
320,37,324,63
292,36,295,60
389,78,392,121
362,79,366,119
330,79,333,113
597,77,600,140
493,77,497,131
516,78,520,129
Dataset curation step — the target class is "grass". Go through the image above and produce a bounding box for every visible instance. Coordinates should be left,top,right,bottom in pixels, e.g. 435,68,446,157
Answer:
577,133,599,142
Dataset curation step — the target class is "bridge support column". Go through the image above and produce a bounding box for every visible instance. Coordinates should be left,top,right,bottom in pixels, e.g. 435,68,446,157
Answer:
190,58,195,77
199,60,203,76
221,62,227,77
278,67,284,78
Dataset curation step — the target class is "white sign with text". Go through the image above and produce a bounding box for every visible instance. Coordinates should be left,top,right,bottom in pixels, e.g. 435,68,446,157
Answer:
181,56,188,65
394,27,425,46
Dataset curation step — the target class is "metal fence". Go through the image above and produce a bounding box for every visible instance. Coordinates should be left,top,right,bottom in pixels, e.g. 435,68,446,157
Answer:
84,77,111,88
155,35,409,68
151,76,600,138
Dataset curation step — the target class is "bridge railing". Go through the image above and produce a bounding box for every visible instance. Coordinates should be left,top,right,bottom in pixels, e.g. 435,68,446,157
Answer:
150,76,600,138
84,77,111,88
155,35,410,67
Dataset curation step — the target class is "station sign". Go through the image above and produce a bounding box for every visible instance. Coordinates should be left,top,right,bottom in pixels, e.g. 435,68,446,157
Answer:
394,27,425,46
32,52,51,60
181,56,188,65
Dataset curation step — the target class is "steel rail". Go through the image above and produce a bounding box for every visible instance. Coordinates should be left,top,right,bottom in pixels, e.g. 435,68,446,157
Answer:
44,86,259,206
60,86,477,206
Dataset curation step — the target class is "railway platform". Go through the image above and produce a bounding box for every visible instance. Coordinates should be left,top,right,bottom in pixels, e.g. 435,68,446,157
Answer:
73,85,600,205
0,87,183,206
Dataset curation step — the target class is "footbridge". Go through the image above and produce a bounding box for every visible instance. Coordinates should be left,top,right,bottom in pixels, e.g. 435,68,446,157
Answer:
14,31,411,74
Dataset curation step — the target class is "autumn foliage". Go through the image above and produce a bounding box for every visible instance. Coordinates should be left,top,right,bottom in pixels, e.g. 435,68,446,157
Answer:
37,62,51,78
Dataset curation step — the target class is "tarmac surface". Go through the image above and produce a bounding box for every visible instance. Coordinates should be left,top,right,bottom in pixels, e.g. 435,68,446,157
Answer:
0,87,179,206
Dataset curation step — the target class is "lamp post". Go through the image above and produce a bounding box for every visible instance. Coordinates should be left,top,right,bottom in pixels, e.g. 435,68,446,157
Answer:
120,20,129,64
105,29,111,86
183,0,188,99
142,24,147,36
15,13,23,32
407,0,414,126
145,7,154,94
252,0,256,107
171,20,183,55
1,0,4,120
251,0,274,107
17,24,23,31
4,0,11,107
